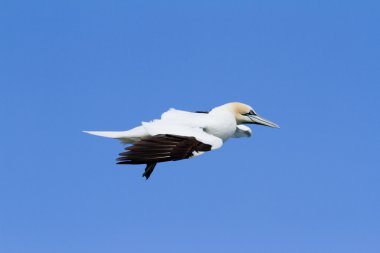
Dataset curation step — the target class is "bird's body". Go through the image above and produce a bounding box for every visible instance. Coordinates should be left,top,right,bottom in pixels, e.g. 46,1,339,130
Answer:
84,102,279,179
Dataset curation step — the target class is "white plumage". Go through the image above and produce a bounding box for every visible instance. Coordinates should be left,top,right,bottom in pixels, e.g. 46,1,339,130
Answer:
84,102,279,179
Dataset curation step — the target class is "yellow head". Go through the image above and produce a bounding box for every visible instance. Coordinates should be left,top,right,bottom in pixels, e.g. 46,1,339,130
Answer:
225,102,279,128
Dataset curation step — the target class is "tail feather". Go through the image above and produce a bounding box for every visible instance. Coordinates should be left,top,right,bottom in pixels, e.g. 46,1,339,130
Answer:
83,128,149,144
83,131,126,138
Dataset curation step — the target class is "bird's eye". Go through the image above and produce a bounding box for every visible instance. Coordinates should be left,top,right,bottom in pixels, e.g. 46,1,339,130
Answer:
242,110,257,116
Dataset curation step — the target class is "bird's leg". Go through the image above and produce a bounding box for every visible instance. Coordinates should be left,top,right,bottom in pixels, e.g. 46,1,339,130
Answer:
142,163,157,180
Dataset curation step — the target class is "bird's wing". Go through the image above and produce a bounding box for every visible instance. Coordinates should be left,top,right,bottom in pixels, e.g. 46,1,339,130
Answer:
141,121,223,149
84,108,211,144
160,108,210,128
116,122,223,166
116,134,214,165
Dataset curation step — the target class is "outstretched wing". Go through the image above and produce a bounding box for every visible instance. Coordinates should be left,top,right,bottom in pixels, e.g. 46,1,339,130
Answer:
116,134,212,165
117,134,213,179
116,120,223,179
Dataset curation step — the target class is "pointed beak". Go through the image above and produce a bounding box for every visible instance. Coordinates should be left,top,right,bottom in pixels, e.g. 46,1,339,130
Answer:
248,115,280,128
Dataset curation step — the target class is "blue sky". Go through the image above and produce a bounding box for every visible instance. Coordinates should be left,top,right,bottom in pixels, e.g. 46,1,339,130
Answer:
1,0,379,252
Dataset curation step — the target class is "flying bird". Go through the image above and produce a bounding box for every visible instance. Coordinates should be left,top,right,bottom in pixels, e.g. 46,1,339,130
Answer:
84,102,279,179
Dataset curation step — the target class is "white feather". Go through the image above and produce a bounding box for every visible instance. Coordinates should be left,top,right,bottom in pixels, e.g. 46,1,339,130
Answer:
141,121,223,149
83,126,148,144
160,108,210,128
232,125,252,138
84,103,261,147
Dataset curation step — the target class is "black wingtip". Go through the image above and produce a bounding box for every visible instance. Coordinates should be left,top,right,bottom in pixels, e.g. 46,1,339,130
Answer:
115,134,212,179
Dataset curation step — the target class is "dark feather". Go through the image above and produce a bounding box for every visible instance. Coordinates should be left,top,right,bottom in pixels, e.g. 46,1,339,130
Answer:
116,134,212,179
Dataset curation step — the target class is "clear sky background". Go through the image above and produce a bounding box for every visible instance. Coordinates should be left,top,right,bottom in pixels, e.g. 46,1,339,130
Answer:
1,0,379,252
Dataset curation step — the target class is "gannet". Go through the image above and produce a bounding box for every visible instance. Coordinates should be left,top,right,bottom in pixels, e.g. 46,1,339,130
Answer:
84,102,279,179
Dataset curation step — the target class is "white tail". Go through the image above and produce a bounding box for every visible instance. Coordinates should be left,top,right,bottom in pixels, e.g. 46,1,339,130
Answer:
83,131,125,138
83,126,149,144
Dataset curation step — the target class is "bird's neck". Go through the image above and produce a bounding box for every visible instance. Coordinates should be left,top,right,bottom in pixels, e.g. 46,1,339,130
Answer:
205,109,237,140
